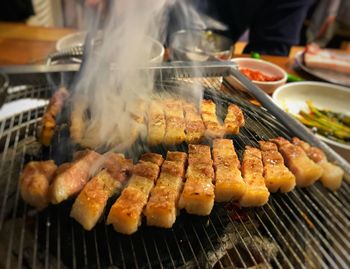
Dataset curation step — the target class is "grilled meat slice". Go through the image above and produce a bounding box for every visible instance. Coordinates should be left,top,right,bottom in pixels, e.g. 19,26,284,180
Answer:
224,104,245,135
140,152,164,167
166,151,187,166
179,144,215,215
49,150,101,204
70,154,133,230
259,141,296,193
271,137,323,187
70,96,88,143
292,137,343,190
70,169,121,230
107,159,161,234
145,153,187,228
163,99,186,145
20,160,57,209
39,87,70,146
212,139,247,202
183,102,205,144
201,99,225,138
102,153,133,183
147,101,166,146
133,162,161,182
239,146,270,207
107,187,147,235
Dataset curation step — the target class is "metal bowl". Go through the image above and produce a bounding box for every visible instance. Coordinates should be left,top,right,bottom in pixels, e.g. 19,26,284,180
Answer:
0,72,9,108
169,29,234,61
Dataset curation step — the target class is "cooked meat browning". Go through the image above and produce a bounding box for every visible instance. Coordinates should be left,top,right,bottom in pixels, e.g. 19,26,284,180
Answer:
212,139,240,168
70,154,133,230
102,153,133,183
239,146,270,207
179,144,215,215
107,157,162,234
292,137,343,190
145,152,187,228
212,139,247,202
49,150,101,204
20,160,57,209
224,104,245,135
70,170,121,230
271,137,323,187
163,100,186,145
166,151,187,166
188,144,213,166
259,141,296,193
70,97,88,143
201,99,225,138
133,162,161,182
106,187,147,235
183,102,205,144
147,101,166,146
39,87,70,146
140,152,164,167
291,137,325,163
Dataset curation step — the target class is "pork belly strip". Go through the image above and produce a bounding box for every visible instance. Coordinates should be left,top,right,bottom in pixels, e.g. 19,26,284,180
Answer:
49,150,101,204
183,102,205,144
166,151,187,166
292,137,344,190
39,87,70,146
201,99,225,138
20,160,57,209
145,152,187,228
212,139,247,202
259,141,296,193
179,144,215,215
224,104,245,135
70,96,88,143
304,44,350,75
70,154,133,230
163,99,186,145
239,146,270,207
140,152,164,167
147,101,166,146
271,137,323,187
107,156,163,234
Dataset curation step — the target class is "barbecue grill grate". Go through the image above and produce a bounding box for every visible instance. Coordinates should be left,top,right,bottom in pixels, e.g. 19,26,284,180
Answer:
0,73,349,269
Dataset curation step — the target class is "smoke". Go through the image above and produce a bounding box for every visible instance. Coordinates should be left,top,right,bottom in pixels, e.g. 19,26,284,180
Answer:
71,0,215,152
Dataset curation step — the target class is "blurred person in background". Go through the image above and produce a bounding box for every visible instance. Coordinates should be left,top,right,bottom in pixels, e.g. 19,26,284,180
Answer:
0,0,34,22
167,0,315,56
306,0,350,49
193,0,315,56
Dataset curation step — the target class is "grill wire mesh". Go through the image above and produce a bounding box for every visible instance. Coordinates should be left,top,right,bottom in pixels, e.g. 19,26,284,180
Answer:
0,75,349,269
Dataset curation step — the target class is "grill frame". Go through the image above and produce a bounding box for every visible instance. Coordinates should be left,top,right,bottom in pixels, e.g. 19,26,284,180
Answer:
0,65,349,269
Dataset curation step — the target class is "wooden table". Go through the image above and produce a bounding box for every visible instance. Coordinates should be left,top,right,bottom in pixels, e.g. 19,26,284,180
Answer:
0,23,75,65
0,22,303,76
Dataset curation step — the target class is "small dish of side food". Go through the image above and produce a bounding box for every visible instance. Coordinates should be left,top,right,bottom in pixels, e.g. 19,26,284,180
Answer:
230,58,287,94
273,81,350,161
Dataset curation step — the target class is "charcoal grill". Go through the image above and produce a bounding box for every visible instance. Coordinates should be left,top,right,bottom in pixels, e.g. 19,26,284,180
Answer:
0,62,349,269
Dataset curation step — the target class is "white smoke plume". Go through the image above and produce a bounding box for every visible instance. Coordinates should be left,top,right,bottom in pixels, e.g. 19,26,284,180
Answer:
71,0,215,151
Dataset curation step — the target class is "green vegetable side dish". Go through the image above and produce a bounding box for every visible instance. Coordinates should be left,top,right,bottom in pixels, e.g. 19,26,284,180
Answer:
250,52,261,59
287,73,304,82
296,101,350,144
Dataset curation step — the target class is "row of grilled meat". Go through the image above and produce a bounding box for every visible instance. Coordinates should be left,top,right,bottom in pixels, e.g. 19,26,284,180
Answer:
20,136,344,234
38,87,245,148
